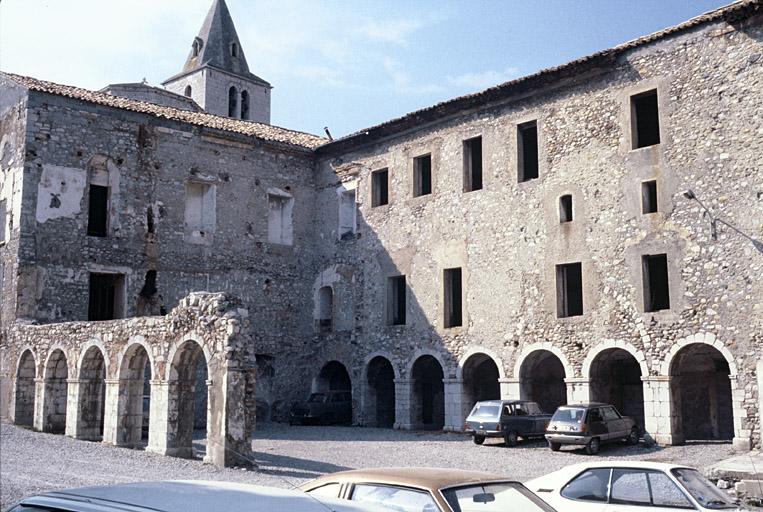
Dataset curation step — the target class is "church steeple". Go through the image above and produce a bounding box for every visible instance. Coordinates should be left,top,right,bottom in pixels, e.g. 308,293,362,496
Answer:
163,0,272,124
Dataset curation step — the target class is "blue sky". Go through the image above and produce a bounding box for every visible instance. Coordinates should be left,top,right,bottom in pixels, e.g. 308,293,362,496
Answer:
0,0,733,137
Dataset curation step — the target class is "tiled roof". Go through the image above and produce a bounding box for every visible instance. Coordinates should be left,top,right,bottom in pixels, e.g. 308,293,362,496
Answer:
3,73,325,150
317,0,761,154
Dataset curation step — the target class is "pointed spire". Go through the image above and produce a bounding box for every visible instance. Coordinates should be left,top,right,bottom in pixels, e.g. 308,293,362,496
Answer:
182,0,251,76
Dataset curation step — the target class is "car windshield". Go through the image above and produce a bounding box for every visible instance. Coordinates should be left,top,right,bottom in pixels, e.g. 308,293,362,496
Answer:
308,393,326,403
672,468,739,509
551,407,585,423
442,483,554,512
470,405,500,418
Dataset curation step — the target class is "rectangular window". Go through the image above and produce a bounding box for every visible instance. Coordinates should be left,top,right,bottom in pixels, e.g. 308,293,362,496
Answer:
184,182,216,241
559,194,573,223
631,89,660,149
87,185,109,237
371,168,389,207
641,180,658,214
517,120,539,182
463,136,483,192
413,154,432,197
88,272,125,321
338,189,357,238
444,267,463,328
387,275,406,326
642,254,670,312
267,193,294,245
556,263,583,318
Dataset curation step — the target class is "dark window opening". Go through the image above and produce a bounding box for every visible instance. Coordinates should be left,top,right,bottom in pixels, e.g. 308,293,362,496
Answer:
228,86,238,117
146,206,155,235
139,270,157,298
240,90,250,120
559,194,573,223
413,154,432,197
317,286,333,333
556,263,583,318
87,185,108,237
388,275,406,326
372,169,389,207
230,42,239,57
463,136,483,192
642,254,670,312
444,268,462,328
88,273,124,321
184,85,192,97
642,180,658,214
518,120,539,182
631,90,660,149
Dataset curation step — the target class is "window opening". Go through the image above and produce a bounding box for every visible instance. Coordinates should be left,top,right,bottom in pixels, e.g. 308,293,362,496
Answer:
631,89,660,149
518,120,539,182
463,136,483,192
642,254,670,312
413,154,432,197
372,169,389,207
444,267,463,328
556,262,583,317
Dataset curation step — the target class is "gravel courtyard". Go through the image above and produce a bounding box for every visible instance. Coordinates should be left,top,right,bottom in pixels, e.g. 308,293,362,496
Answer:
0,422,737,509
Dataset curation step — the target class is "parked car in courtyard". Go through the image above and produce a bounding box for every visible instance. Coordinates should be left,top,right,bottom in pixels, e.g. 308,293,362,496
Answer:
464,400,552,446
289,389,352,425
526,461,751,511
6,480,387,512
545,403,638,454
300,467,557,512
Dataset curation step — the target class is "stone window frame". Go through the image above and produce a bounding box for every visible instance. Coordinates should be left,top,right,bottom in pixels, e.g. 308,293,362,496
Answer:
547,259,596,324
405,140,440,204
619,78,670,156
365,159,391,211
512,113,546,187
461,132,484,193
266,186,294,247
85,264,131,321
624,240,684,321
183,179,217,246
336,180,358,240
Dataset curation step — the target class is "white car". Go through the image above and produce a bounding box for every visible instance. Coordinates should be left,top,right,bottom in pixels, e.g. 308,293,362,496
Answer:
6,480,389,512
526,461,751,512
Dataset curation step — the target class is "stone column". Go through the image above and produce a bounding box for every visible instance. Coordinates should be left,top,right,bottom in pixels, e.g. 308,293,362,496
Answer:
642,376,672,445
146,379,170,455
32,377,45,431
565,378,590,404
65,378,83,438
393,379,412,430
500,378,520,400
101,379,121,445
730,374,751,451
204,366,256,467
443,378,463,431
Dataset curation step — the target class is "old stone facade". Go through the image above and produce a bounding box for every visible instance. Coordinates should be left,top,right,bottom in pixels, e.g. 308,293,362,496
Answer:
1,0,762,462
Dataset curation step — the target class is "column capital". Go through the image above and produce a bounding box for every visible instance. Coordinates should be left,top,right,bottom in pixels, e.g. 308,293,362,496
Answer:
564,378,590,384
498,378,518,384
641,375,671,382
104,379,121,385
394,379,413,385
443,378,463,384
66,378,86,384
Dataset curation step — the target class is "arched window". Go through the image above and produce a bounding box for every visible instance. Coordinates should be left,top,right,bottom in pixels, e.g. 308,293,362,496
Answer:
228,86,238,117
230,42,239,57
192,37,203,57
240,90,250,120
184,85,192,98
318,286,333,332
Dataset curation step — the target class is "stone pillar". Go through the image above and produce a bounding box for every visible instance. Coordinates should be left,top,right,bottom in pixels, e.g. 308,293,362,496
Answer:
393,379,412,430
65,379,83,438
565,378,590,404
730,374,751,451
500,378,519,400
146,380,170,455
204,366,256,467
642,376,673,445
101,379,121,445
32,377,45,431
443,378,463,431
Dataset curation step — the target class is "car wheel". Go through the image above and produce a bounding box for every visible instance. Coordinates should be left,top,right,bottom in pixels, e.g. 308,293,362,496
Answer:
585,437,601,455
504,431,519,447
627,427,639,445
548,441,561,452
473,435,485,445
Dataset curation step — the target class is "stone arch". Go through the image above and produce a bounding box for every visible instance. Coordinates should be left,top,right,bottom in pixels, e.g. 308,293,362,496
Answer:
166,338,210,458
666,335,739,444
457,347,507,380
314,360,352,392
586,346,646,431
14,349,37,426
115,342,153,446
184,85,192,97
363,351,402,380
582,341,648,378
363,355,396,428
76,340,110,379
313,265,354,332
228,86,238,117
458,350,503,421
75,344,108,440
410,355,445,430
405,349,451,378
240,89,250,120
513,342,574,379
42,348,69,433
516,346,569,414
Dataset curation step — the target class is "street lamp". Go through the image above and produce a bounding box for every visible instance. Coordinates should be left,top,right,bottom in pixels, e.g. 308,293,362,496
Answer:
683,189,763,254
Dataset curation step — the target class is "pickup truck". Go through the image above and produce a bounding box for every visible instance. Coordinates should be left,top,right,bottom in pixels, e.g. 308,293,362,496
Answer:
465,400,552,446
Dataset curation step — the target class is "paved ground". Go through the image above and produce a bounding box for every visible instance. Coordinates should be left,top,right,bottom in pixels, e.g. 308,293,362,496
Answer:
0,422,738,509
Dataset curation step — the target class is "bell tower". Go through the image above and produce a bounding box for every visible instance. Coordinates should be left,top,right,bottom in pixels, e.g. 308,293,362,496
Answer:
163,0,272,124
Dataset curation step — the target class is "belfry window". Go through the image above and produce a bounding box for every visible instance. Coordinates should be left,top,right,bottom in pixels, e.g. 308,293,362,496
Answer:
228,86,238,117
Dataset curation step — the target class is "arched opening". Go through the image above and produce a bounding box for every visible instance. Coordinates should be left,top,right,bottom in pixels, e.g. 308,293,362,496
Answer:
14,350,36,426
117,344,152,446
168,340,209,458
42,349,69,434
316,361,351,392
670,344,734,442
228,86,238,117
411,355,444,430
589,349,644,431
230,42,239,57
365,357,395,428
317,286,333,333
184,85,192,97
461,353,500,420
240,90,250,120
312,361,352,424
78,346,107,440
519,350,566,414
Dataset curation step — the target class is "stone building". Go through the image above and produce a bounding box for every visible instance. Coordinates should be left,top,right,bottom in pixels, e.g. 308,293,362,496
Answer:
0,0,761,463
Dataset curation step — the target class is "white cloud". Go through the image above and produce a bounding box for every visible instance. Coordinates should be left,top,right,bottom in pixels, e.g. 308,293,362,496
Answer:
356,19,424,46
383,57,444,95
447,67,520,92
